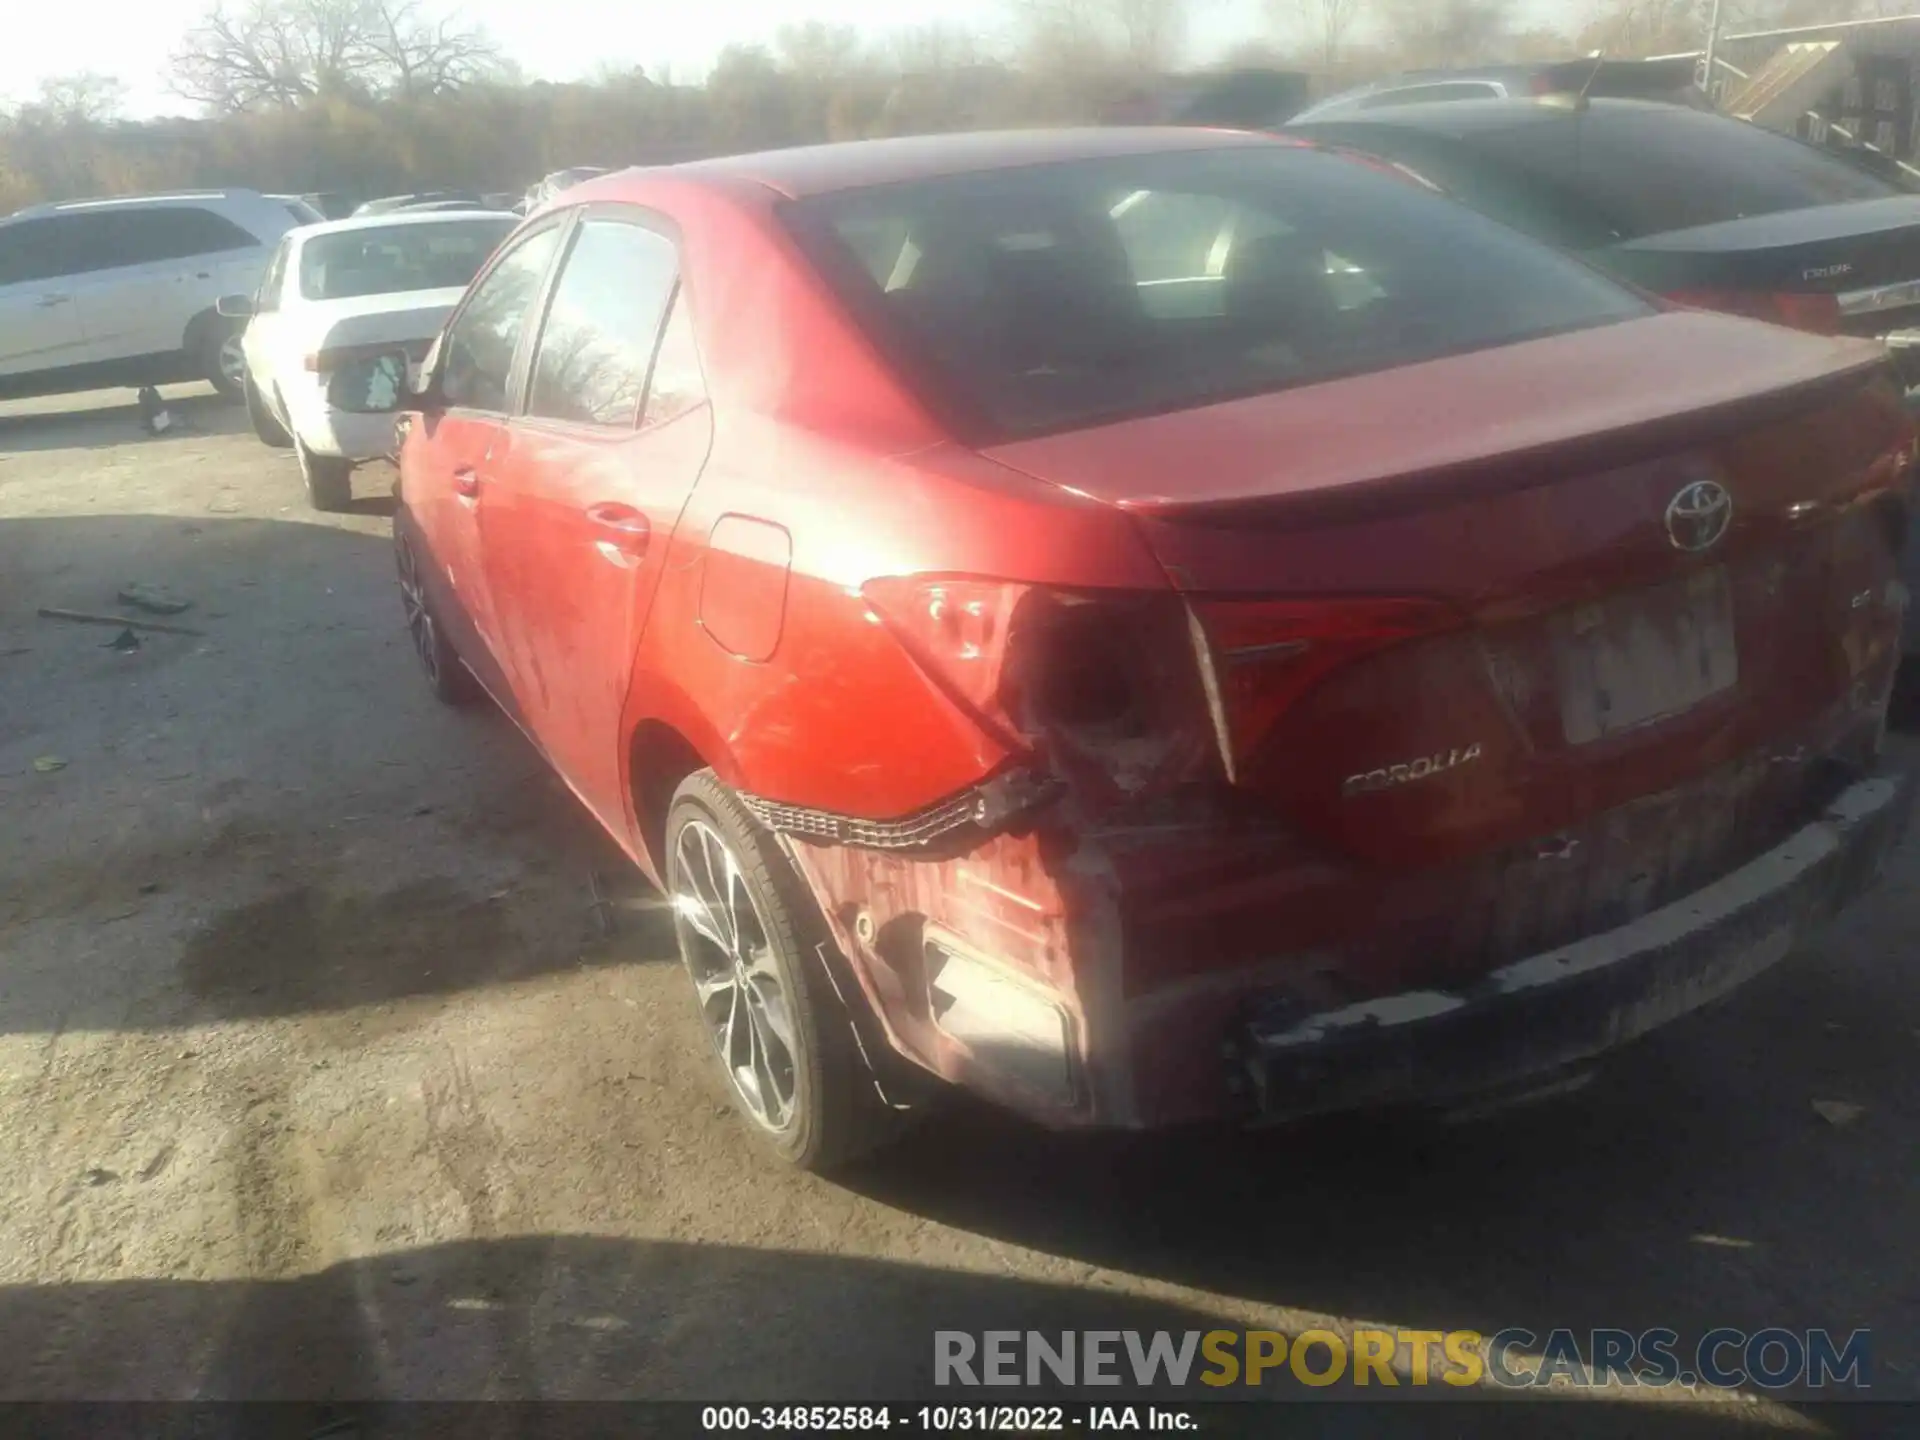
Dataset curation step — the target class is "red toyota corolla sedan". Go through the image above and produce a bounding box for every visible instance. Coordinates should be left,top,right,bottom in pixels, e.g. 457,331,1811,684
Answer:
326,128,1918,1169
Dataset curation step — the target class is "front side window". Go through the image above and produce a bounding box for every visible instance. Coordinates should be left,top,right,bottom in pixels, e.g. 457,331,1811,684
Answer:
439,224,563,413
256,238,292,314
784,144,1650,441
526,218,678,429
0,218,69,286
299,218,515,302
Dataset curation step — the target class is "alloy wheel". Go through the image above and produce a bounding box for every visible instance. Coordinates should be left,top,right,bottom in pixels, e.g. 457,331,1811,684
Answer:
395,537,440,686
671,817,800,1132
217,335,247,388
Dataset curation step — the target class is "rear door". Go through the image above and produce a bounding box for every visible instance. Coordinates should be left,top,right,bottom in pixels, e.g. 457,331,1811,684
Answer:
0,217,88,379
401,218,568,706
67,206,262,365
479,210,713,832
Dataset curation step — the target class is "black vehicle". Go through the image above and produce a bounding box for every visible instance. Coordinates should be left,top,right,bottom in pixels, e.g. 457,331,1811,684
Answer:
1288,95,1920,661
1287,98,1920,364
1291,57,1710,121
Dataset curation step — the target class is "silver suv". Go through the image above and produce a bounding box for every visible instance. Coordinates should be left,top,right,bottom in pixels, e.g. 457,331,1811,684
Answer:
0,189,306,402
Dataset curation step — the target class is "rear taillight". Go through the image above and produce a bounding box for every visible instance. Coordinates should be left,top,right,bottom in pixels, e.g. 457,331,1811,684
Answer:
1664,288,1843,336
1186,596,1460,780
861,577,1216,799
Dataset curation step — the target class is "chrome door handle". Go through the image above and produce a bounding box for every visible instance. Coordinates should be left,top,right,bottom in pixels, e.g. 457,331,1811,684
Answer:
453,467,481,498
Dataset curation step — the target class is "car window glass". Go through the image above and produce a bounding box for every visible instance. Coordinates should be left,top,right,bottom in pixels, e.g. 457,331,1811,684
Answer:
642,287,708,428
0,218,68,286
786,144,1650,442
526,218,677,428
299,218,514,301
1363,83,1501,108
1317,125,1627,250
1469,108,1902,240
440,224,563,413
83,207,260,269
256,238,292,313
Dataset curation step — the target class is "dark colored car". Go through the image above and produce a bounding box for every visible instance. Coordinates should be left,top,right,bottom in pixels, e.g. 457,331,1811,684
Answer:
1286,97,1920,652
324,130,1914,1169
1287,99,1920,359
1292,57,1710,121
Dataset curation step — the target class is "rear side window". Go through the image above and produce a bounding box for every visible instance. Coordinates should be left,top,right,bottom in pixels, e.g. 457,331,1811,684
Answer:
784,145,1650,441
1467,108,1903,240
85,207,260,268
440,224,563,413
526,218,678,428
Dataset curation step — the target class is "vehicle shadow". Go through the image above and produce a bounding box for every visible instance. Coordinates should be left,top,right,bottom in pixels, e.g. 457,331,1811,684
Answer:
0,511,664,1036
0,1234,1826,1434
0,388,246,454
847,887,1920,1415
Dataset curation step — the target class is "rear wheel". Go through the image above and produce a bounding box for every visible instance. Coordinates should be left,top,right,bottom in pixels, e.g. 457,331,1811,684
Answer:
245,375,291,448
395,529,480,705
295,434,353,512
665,770,897,1171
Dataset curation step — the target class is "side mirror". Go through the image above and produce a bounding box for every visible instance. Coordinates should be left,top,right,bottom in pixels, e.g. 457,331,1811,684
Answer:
327,349,411,414
215,293,254,319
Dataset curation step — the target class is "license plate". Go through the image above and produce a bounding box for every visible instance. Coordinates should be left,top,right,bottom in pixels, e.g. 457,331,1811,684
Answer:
1555,567,1738,745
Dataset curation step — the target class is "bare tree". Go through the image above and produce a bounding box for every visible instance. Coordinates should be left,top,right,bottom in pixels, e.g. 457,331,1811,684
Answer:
170,0,498,113
1010,0,1204,74
26,73,130,125
1286,0,1369,68
365,0,504,99
1375,0,1518,67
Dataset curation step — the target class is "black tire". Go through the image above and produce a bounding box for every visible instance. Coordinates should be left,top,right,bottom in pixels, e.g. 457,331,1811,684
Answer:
395,528,482,706
198,322,246,402
245,375,291,448
295,434,354,512
665,770,897,1171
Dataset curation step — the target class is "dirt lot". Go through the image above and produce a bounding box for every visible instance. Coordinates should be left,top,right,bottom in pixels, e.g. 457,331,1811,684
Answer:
0,386,1916,1433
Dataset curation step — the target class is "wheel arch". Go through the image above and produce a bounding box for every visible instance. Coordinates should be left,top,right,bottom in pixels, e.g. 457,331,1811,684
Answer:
181,303,234,357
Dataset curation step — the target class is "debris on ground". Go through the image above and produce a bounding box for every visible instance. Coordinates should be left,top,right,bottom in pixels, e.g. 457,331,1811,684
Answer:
117,582,192,615
38,606,204,637
104,628,142,654
32,756,67,773
1812,1099,1866,1127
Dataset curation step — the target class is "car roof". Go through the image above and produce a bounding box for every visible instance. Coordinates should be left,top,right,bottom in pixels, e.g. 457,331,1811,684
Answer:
291,209,518,241
608,126,1286,201
6,189,264,219
1290,95,1710,136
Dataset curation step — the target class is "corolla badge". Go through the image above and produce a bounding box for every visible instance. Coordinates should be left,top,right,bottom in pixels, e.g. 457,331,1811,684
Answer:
1342,743,1483,797
1665,479,1733,553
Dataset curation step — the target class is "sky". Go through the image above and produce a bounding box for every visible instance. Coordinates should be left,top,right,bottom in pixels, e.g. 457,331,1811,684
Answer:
6,0,1585,120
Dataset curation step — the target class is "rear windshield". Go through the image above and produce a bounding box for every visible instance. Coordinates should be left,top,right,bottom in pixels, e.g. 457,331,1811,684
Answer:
1465,107,1905,241
299,218,515,301
782,145,1650,440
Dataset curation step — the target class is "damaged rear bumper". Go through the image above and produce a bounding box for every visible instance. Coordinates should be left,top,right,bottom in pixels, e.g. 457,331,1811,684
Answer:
1231,768,1916,1124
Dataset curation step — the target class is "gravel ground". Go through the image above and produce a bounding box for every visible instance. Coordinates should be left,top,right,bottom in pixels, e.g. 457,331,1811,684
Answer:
0,386,1915,1436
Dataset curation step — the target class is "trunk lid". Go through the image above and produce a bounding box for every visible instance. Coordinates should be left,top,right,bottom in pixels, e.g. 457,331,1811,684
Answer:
1601,195,1920,299
298,286,466,358
983,311,1912,869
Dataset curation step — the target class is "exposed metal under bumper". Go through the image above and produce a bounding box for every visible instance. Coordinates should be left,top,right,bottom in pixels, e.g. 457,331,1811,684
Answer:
739,769,1059,851
1233,767,1917,1124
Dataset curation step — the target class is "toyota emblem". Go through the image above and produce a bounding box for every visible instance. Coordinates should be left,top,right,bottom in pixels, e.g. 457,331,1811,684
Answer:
1665,479,1733,553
